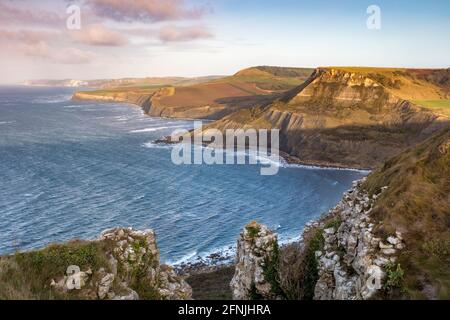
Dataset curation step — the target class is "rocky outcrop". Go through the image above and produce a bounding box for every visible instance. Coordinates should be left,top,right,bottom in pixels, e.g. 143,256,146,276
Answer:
50,227,192,300
312,179,405,300
230,221,281,300
227,179,407,301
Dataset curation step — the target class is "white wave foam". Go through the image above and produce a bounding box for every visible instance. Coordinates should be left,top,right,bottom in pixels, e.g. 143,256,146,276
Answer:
130,125,185,133
63,105,84,109
167,231,303,268
0,121,15,125
170,244,236,268
166,250,198,266
142,142,173,149
281,161,371,173
33,95,72,104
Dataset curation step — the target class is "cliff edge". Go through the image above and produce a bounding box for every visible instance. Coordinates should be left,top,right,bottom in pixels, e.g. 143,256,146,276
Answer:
0,227,192,300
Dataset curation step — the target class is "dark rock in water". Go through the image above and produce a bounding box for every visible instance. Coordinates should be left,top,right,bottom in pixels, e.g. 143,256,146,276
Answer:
154,136,177,144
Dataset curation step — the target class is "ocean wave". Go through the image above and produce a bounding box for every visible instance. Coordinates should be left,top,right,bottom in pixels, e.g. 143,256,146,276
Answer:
130,125,186,133
142,141,173,149
168,229,303,269
115,116,130,121
195,147,285,168
0,121,16,125
281,161,371,173
62,105,86,109
33,95,72,104
141,142,370,174
170,244,236,268
202,146,370,173
166,250,199,266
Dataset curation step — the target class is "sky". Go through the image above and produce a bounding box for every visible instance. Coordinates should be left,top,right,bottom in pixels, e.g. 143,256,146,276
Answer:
0,0,449,83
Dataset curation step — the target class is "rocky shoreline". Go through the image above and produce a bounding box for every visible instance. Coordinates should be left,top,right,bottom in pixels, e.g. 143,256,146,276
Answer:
186,176,406,300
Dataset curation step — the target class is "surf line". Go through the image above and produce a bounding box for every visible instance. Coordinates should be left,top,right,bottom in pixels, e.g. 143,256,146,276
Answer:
169,121,280,176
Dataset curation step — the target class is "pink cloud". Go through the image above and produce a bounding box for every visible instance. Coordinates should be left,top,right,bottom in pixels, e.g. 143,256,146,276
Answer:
158,26,212,42
71,24,128,46
86,0,205,22
0,30,56,44
0,2,63,26
21,41,95,64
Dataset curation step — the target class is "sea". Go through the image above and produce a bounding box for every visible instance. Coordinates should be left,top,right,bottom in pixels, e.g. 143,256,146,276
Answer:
0,86,367,265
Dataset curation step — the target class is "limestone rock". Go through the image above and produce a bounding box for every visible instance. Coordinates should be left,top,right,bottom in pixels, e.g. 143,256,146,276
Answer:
158,265,193,300
230,221,280,300
311,178,405,300
98,271,115,299
49,227,192,300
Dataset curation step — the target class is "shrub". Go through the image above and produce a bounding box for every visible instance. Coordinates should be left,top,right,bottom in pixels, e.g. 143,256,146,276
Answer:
302,229,325,299
249,282,263,300
278,228,325,300
262,241,284,298
384,263,405,290
246,224,261,238
324,218,342,231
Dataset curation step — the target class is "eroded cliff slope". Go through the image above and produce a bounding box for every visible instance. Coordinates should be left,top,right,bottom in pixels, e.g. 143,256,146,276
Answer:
203,67,450,168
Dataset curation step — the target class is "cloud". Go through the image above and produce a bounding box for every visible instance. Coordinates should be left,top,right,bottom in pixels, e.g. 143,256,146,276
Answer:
71,24,128,46
0,29,94,64
0,30,56,45
158,26,212,42
86,0,205,22
55,47,96,64
22,41,95,64
0,2,63,26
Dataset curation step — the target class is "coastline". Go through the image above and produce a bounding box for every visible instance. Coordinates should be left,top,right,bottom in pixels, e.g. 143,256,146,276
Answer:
73,90,374,172
0,91,369,271
70,90,372,276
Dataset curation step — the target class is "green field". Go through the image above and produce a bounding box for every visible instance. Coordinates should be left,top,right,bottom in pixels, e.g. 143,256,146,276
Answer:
412,100,450,117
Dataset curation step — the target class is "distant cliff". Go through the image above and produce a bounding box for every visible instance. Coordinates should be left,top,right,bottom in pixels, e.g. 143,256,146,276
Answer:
73,66,314,120
202,67,450,169
74,66,450,168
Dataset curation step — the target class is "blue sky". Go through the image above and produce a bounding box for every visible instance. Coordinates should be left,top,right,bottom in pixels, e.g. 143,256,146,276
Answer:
0,0,449,83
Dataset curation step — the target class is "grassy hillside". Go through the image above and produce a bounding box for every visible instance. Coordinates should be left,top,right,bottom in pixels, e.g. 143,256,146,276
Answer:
0,228,191,300
75,66,314,120
363,127,450,299
412,100,450,117
231,66,315,91
0,240,116,299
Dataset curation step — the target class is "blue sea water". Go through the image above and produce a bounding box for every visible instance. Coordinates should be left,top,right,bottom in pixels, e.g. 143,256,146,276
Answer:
0,86,367,264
